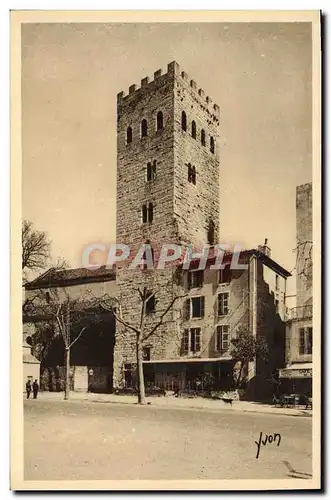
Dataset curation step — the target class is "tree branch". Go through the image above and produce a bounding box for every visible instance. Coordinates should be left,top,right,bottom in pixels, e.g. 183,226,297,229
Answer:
69,326,88,348
143,293,187,341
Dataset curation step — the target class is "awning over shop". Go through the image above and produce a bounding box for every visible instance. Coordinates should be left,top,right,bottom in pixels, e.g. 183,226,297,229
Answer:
143,357,232,364
279,363,312,379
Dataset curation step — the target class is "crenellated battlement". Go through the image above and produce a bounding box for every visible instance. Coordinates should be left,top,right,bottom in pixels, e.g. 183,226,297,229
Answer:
117,61,220,120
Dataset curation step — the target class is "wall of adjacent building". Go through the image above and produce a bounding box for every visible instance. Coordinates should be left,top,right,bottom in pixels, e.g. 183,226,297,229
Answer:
296,182,313,309
24,278,117,305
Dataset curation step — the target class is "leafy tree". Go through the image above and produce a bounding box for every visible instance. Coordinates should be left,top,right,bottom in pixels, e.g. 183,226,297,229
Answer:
230,326,268,388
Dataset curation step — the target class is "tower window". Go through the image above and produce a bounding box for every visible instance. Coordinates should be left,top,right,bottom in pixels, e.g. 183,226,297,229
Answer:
181,111,187,131
156,111,163,131
126,126,132,144
142,240,155,270
143,347,151,361
146,161,156,182
142,204,148,223
148,202,154,222
201,129,206,146
187,164,196,185
141,119,148,138
207,219,215,245
142,204,153,223
191,121,196,139
210,136,215,154
146,291,156,314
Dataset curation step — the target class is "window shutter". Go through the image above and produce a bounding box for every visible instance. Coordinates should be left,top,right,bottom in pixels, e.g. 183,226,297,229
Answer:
190,329,195,352
217,293,221,316
187,272,192,290
184,299,190,320
200,296,205,318
299,328,305,354
307,327,313,354
216,326,221,351
196,329,201,351
197,270,203,287
181,329,189,354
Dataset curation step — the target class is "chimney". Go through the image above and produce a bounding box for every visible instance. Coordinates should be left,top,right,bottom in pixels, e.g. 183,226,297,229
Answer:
258,238,271,258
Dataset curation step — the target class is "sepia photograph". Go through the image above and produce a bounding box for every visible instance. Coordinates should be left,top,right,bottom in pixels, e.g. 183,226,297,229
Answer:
11,10,321,491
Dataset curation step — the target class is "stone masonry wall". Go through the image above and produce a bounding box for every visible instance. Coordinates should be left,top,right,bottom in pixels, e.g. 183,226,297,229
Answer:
173,64,220,247
114,61,220,387
296,182,313,308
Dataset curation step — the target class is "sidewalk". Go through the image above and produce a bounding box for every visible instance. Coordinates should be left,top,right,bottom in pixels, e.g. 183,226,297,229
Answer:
35,391,312,417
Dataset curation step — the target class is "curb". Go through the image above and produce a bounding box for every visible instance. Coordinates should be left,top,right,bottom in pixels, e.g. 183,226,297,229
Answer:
27,395,313,418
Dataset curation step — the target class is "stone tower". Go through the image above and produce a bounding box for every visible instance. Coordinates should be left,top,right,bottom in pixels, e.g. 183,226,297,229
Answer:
114,61,220,387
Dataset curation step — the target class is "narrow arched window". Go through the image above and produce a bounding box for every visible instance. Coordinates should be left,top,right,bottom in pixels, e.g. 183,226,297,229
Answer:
181,111,187,131
188,164,196,185
141,119,148,138
207,219,215,245
142,204,148,223
146,161,156,182
201,129,206,146
156,111,163,131
210,136,215,154
192,166,196,185
148,203,154,223
146,162,152,182
191,121,196,139
188,163,192,183
142,239,154,270
126,126,132,144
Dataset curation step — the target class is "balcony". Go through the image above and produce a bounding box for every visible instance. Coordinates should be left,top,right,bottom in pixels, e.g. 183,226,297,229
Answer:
286,304,313,321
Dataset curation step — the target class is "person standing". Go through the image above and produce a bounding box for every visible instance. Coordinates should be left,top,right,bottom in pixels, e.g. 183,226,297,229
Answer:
25,379,32,399
32,379,39,399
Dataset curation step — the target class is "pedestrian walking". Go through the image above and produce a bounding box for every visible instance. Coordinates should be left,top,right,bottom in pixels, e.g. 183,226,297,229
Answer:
32,379,39,399
25,379,32,399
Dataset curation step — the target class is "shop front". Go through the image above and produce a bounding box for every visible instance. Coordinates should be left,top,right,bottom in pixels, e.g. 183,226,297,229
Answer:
279,362,312,397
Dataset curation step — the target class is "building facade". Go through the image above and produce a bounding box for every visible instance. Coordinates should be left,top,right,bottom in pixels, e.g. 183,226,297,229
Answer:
280,183,313,395
23,267,116,393
114,61,291,400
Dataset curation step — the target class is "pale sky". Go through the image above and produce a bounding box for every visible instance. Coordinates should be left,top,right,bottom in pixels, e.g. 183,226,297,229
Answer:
22,22,312,301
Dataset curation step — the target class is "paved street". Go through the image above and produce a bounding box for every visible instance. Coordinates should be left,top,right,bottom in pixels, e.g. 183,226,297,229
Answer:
24,400,312,481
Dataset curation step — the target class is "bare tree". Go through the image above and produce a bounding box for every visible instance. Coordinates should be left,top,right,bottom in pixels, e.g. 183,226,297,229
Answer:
51,296,88,400
22,220,51,275
91,268,187,405
24,287,89,400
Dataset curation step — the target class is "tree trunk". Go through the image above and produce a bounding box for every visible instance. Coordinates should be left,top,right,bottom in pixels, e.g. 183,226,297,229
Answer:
136,338,146,404
64,346,70,400
235,362,243,389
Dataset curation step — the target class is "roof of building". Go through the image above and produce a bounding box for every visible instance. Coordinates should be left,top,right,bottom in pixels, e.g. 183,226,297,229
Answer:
24,247,290,291
25,265,116,290
188,248,291,278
